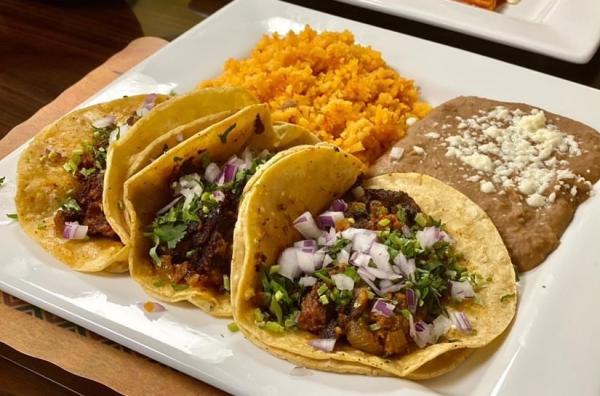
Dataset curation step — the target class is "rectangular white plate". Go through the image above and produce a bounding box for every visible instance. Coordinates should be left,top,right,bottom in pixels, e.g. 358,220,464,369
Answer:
335,0,600,63
1,0,600,394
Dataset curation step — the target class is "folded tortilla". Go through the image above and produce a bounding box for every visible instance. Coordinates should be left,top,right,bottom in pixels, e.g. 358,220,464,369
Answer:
125,104,319,316
15,95,167,272
232,144,516,378
104,87,259,243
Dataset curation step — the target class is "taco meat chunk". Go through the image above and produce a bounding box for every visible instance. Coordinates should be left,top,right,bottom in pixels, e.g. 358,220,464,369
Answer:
53,119,120,239
147,148,272,293
254,185,482,357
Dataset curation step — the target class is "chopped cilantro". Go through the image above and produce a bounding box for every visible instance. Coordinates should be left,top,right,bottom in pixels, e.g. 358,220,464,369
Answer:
227,322,239,332
79,167,96,178
61,197,81,212
500,293,516,302
153,280,166,288
223,274,230,292
6,213,18,220
171,283,189,292
262,321,284,333
152,223,187,249
218,123,236,144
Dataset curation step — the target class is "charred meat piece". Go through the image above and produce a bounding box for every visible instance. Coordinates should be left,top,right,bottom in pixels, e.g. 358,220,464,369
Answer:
55,171,117,239
298,287,329,333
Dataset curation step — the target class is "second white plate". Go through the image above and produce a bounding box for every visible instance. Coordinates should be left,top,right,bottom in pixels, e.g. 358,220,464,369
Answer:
335,0,600,63
1,0,600,395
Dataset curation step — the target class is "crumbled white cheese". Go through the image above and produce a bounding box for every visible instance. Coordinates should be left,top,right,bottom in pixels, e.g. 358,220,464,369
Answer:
480,181,496,194
526,193,546,207
425,132,440,139
570,186,578,197
389,147,404,162
461,153,494,173
443,107,587,207
406,117,418,126
413,146,425,155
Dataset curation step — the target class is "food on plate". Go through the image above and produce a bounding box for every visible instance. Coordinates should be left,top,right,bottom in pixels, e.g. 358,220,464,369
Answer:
15,94,169,272
200,26,430,164
370,96,600,271
125,104,319,316
232,144,516,378
104,87,259,242
455,0,501,10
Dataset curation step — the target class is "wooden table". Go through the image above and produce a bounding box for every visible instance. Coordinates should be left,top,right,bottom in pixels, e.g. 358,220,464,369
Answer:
1,0,599,394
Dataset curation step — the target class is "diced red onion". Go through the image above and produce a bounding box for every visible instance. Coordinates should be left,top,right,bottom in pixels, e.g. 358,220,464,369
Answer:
413,321,435,348
341,227,361,240
393,252,416,278
294,239,317,253
450,311,473,333
357,266,375,281
389,146,404,161
440,230,454,244
337,249,350,265
416,226,444,249
317,211,345,230
143,93,158,110
352,231,377,253
299,276,317,287
220,163,238,184
331,273,354,291
308,338,336,352
278,247,301,280
449,281,475,300
406,288,417,313
293,212,322,239
358,268,383,297
408,311,416,338
297,250,316,273
329,199,348,212
401,224,412,237
371,298,396,317
363,266,402,280
369,242,392,272
350,252,371,267
312,252,325,269
380,282,405,294
212,190,225,202
318,228,337,247
432,314,452,339
181,189,196,210
63,221,88,240
241,147,254,163
204,163,221,183
156,196,182,215
322,254,333,268
92,115,115,129
379,279,393,289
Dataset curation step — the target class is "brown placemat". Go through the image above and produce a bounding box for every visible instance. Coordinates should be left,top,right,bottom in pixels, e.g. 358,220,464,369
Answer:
0,36,224,396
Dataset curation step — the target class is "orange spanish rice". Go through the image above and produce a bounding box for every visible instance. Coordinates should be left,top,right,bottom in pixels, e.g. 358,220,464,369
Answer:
199,27,430,164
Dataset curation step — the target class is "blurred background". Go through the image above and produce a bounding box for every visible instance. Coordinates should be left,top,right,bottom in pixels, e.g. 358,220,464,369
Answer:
1,0,599,138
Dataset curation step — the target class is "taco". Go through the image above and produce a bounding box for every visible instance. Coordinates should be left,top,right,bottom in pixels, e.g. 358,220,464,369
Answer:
231,144,517,378
15,94,169,272
125,104,319,316
104,87,259,243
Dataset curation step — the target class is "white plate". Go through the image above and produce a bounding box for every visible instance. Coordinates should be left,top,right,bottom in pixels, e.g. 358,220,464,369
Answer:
335,0,600,63
1,0,600,394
